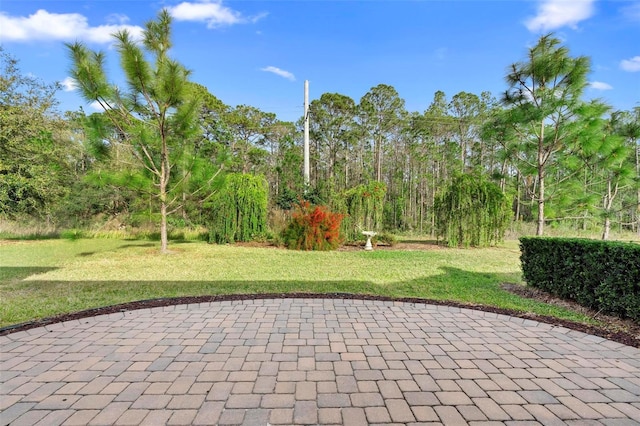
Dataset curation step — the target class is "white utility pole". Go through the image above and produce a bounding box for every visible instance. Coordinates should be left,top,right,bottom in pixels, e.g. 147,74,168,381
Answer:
303,80,310,187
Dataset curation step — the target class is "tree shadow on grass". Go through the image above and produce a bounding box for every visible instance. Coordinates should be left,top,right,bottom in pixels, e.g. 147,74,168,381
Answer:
0,266,59,282
0,267,527,331
3,267,637,348
397,239,440,246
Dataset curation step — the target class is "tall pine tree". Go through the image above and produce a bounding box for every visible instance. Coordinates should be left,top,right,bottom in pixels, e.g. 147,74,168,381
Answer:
67,10,199,252
502,34,591,236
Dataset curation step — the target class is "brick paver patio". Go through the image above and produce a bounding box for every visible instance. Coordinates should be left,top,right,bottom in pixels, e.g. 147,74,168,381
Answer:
1,298,639,425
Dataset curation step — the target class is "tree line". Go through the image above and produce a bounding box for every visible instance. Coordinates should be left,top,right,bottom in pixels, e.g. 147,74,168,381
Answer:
1,12,638,248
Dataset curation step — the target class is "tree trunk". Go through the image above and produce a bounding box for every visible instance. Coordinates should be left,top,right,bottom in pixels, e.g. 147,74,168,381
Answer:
515,172,521,222
344,151,349,189
499,159,507,192
536,172,545,236
460,138,466,172
160,194,168,253
602,217,611,240
375,135,382,182
536,121,545,236
160,140,169,253
602,178,615,240
420,185,424,234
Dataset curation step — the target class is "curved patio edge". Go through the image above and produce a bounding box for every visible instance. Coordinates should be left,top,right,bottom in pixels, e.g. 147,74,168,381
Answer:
2,297,639,425
1,293,638,349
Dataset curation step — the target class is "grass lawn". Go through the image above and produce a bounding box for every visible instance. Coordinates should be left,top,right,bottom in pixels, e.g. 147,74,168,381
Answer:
0,238,596,328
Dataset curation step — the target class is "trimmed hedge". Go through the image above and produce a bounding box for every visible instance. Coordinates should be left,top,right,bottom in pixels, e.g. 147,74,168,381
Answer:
520,237,640,321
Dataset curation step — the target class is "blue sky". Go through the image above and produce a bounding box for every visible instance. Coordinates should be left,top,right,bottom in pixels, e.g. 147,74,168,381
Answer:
1,0,639,122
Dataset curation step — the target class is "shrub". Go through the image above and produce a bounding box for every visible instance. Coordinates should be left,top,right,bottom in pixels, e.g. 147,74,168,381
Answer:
374,233,397,247
520,237,640,321
282,201,344,250
60,229,86,240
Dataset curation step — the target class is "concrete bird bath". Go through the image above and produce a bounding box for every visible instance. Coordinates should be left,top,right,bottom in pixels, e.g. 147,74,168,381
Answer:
362,231,377,251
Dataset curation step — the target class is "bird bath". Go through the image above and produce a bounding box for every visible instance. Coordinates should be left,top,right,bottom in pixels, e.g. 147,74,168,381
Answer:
362,231,377,251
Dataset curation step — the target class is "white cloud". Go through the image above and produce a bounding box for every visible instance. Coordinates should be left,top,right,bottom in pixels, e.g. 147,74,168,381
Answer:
105,14,131,25
167,0,266,28
589,81,612,90
89,101,103,111
0,9,143,44
60,77,78,92
261,66,295,81
89,100,112,111
248,12,269,24
525,0,595,32
620,56,640,72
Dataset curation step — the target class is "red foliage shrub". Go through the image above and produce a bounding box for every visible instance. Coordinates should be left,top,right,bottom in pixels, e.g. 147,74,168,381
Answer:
282,201,345,250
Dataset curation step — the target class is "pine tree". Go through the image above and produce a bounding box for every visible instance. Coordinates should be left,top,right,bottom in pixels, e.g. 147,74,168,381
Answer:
67,10,199,252
502,34,591,236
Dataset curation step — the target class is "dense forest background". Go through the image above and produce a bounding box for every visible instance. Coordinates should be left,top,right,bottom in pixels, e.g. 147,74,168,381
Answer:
1,29,639,243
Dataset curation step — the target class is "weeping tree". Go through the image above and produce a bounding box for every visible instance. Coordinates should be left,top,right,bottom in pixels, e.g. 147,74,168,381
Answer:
206,173,268,244
66,10,199,253
342,181,386,241
435,174,511,247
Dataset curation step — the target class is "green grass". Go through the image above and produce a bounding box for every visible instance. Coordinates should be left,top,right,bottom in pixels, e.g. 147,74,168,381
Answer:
0,238,597,328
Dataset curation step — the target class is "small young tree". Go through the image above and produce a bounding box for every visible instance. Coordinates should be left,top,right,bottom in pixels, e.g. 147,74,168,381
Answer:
67,10,199,253
434,174,511,248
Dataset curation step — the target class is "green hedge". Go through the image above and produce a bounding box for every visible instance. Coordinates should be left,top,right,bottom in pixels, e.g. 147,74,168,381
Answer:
520,237,640,321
